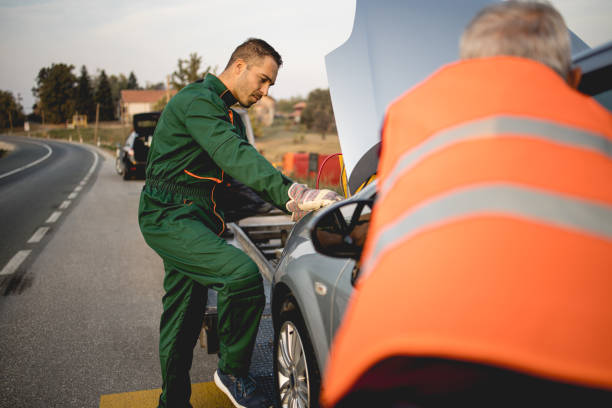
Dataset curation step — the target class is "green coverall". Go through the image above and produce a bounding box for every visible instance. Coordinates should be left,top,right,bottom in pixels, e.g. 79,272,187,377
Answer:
138,74,293,408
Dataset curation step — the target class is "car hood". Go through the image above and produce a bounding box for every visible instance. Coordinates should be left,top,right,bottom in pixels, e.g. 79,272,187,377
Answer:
326,0,590,194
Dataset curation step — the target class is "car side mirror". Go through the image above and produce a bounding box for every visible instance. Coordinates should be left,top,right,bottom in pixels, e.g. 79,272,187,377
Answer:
310,199,374,260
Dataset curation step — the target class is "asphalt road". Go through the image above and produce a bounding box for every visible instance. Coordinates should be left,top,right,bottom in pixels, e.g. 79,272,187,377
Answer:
0,138,220,407
0,135,96,287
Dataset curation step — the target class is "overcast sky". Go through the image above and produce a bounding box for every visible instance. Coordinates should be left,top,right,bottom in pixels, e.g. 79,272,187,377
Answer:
1,0,610,114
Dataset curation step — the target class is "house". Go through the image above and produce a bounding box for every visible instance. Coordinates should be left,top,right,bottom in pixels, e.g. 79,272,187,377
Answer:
290,101,306,123
119,89,177,124
251,95,276,127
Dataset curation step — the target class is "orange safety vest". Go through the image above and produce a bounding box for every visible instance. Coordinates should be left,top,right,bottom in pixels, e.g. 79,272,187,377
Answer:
321,56,612,407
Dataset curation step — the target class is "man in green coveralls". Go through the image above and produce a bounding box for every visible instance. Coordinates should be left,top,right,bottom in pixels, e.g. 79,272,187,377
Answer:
139,38,342,408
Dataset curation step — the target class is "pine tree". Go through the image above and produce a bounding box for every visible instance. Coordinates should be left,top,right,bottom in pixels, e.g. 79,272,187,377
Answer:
127,71,139,89
75,65,95,120
95,70,114,121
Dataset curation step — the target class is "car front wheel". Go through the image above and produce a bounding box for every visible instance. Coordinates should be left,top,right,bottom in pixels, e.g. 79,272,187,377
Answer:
274,302,321,408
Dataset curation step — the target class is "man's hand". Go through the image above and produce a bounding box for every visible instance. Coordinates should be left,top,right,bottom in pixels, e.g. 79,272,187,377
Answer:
286,183,343,221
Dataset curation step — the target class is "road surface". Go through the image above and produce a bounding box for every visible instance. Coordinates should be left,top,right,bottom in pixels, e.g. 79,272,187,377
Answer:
0,135,235,407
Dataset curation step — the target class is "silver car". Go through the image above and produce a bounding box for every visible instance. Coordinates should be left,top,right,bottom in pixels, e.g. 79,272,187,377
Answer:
269,1,612,407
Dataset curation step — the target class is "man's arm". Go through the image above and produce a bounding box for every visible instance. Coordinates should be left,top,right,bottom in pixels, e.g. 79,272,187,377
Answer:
185,95,293,209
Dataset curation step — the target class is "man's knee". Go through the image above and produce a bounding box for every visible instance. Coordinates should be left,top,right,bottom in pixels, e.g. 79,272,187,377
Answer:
219,257,263,298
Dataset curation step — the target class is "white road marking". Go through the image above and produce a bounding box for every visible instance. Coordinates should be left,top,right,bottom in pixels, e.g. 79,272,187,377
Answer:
0,140,53,180
68,192,78,200
28,227,50,243
0,250,31,276
46,211,62,223
0,145,101,281
85,149,99,178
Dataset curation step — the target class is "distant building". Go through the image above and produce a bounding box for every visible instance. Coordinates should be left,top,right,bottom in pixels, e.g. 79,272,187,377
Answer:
119,89,177,124
251,95,276,127
290,101,306,123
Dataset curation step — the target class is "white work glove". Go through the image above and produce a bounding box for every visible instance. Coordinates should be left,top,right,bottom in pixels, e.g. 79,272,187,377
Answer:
286,183,343,221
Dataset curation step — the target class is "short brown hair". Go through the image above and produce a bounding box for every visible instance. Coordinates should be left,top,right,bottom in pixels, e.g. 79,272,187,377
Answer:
225,38,283,70
460,1,571,77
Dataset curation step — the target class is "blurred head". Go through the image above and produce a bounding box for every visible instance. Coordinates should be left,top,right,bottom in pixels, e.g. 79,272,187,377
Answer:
220,38,283,107
460,1,576,82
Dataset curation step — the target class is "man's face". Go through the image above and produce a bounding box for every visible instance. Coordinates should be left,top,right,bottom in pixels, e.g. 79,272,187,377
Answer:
234,56,278,107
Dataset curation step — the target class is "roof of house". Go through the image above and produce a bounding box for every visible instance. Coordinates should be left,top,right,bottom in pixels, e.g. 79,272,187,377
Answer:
120,89,177,104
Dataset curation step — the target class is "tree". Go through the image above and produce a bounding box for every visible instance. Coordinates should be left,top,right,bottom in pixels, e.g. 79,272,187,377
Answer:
145,81,165,90
171,52,215,90
95,70,114,121
276,96,305,114
127,71,139,89
0,90,25,129
32,63,77,124
107,73,128,110
75,65,95,120
300,88,336,138
152,94,170,111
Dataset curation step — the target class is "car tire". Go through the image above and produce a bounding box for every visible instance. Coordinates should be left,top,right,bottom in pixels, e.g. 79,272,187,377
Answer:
274,298,321,408
115,156,124,175
122,163,131,180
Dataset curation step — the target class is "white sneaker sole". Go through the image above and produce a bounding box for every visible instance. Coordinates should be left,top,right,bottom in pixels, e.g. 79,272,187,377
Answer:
214,370,247,408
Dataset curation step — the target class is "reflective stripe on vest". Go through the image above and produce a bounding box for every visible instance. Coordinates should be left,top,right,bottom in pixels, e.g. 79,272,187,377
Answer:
364,183,612,276
380,115,612,199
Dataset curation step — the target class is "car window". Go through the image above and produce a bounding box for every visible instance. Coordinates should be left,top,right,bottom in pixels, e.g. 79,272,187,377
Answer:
573,41,612,112
125,132,136,146
593,89,612,112
338,201,372,223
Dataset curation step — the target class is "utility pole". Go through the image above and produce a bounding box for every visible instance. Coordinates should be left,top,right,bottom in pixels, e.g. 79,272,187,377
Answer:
166,75,171,106
94,103,100,146
8,110,13,134
42,110,47,138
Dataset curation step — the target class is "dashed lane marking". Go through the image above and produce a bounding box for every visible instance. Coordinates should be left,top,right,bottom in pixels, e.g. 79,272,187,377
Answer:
46,211,62,223
0,250,31,276
0,145,101,279
99,382,233,408
27,227,49,243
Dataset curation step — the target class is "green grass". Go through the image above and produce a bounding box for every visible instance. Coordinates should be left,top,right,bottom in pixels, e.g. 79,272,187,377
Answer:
24,126,132,152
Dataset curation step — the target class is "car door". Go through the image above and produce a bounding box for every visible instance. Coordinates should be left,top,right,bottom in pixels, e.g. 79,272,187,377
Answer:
574,40,612,112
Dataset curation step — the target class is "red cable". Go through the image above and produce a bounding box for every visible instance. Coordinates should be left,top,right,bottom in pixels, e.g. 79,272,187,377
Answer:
316,153,343,189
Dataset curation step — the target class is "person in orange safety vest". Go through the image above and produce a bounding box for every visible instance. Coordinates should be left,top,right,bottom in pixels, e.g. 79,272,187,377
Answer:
321,2,612,407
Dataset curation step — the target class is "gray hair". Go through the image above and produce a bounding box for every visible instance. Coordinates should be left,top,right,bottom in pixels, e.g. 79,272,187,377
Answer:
460,1,571,78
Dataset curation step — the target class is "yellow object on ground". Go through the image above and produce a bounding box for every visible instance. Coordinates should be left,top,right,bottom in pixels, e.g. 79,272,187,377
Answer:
99,382,233,408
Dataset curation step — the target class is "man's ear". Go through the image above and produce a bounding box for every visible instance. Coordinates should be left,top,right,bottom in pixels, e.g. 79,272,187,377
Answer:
567,66,582,89
234,58,247,75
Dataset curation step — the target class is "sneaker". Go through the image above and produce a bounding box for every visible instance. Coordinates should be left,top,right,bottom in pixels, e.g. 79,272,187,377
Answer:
214,369,273,408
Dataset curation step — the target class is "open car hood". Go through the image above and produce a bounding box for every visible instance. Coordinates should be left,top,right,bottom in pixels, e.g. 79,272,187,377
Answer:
326,0,590,194
133,112,161,136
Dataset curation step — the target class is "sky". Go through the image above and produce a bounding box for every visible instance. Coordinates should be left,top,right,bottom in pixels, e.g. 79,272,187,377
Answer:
1,0,610,114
